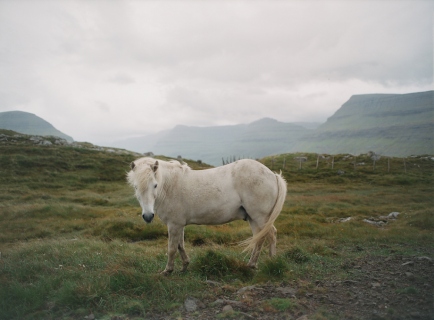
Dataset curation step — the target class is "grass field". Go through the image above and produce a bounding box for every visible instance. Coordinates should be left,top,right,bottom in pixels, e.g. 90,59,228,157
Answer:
0,137,433,319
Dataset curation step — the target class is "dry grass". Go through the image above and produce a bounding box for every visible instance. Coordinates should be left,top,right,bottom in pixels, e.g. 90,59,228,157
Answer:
0,143,433,319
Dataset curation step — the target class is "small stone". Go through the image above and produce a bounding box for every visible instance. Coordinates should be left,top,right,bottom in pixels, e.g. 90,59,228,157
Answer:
184,297,198,312
417,256,432,262
388,212,400,219
205,280,221,286
371,282,381,288
401,261,414,266
237,285,256,295
222,304,233,313
275,287,297,296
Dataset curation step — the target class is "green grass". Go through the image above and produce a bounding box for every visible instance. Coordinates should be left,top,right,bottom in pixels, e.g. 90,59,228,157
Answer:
0,137,433,319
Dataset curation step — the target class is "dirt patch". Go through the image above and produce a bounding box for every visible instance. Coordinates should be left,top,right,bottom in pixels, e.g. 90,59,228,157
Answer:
143,253,433,320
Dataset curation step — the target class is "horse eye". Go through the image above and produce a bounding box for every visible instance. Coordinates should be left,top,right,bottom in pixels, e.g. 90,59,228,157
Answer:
154,184,158,189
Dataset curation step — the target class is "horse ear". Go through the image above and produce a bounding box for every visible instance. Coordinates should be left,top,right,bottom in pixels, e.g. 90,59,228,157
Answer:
130,161,136,170
152,161,159,173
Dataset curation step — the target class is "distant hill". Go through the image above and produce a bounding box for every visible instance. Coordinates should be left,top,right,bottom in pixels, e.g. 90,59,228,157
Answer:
110,118,319,166
111,91,433,164
0,111,73,142
295,91,433,156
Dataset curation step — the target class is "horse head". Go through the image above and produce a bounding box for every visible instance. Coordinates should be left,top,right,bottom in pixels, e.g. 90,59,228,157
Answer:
128,159,159,223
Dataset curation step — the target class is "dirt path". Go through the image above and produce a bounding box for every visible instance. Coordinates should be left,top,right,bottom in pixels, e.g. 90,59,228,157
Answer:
145,253,433,320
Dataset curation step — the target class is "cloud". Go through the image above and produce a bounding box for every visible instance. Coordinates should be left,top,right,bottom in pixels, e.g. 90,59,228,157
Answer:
108,73,136,85
0,0,432,143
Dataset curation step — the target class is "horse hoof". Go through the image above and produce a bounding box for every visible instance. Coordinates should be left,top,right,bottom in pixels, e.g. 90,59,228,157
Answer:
160,269,172,276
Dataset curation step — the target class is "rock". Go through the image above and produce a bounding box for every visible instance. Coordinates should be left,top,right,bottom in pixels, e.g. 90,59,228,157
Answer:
401,261,414,266
84,314,95,320
363,219,386,227
417,256,432,262
210,299,225,306
337,169,345,175
211,299,242,307
275,287,297,296
205,280,221,286
184,297,198,312
222,305,233,313
371,282,381,288
296,315,309,320
237,285,256,295
388,212,400,219
338,217,352,223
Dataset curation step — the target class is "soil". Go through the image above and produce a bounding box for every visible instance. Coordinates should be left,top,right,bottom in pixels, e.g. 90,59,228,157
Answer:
142,253,433,320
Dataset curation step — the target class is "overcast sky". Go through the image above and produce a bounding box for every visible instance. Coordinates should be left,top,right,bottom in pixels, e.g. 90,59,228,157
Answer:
0,0,432,144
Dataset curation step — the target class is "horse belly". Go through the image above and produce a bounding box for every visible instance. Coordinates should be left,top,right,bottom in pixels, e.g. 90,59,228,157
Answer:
187,202,244,225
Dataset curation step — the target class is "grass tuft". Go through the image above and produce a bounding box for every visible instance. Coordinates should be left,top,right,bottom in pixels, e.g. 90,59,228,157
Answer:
191,250,254,281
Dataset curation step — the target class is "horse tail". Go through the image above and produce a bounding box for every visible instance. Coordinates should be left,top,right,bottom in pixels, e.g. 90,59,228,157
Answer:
241,172,287,253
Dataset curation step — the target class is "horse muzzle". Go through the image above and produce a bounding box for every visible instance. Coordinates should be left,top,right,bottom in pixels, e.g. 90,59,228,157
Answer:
142,213,154,223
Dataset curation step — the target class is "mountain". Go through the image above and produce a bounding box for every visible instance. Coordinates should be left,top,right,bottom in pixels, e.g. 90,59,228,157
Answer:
110,118,318,166
295,91,433,156
0,111,73,142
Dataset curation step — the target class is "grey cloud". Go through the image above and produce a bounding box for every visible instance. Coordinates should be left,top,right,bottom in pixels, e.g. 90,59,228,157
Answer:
0,0,432,143
108,73,136,85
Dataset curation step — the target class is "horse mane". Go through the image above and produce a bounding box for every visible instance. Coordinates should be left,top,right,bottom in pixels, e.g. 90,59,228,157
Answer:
131,157,190,173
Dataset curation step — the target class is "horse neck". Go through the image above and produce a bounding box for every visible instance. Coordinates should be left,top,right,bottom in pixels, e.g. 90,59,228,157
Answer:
155,164,179,210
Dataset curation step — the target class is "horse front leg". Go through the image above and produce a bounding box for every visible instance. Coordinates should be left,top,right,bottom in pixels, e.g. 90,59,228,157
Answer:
178,231,190,272
161,224,185,276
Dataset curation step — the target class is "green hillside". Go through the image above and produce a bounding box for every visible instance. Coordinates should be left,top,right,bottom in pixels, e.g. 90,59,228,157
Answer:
0,110,73,142
296,91,433,156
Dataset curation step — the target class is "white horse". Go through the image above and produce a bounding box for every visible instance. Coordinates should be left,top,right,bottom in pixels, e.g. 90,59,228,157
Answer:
127,157,287,275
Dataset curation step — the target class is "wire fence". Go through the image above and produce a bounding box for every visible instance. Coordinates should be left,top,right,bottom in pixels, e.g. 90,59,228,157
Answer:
223,153,434,175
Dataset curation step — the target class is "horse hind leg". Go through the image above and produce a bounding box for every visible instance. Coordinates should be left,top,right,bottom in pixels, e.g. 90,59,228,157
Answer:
246,220,266,269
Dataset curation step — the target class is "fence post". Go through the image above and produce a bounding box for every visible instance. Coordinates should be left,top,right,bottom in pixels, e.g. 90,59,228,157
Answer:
283,156,286,170
316,155,320,170
331,156,335,169
388,158,390,173
404,158,407,173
